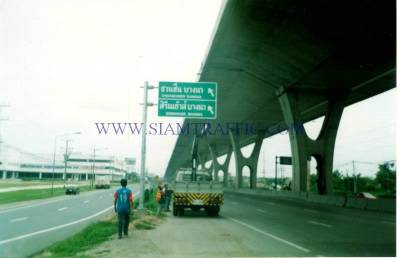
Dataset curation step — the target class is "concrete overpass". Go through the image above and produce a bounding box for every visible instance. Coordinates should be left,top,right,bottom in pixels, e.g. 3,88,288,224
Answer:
164,0,396,195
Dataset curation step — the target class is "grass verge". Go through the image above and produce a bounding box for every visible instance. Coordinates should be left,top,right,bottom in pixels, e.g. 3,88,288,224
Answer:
0,185,93,205
38,218,117,258
0,180,68,189
34,189,161,258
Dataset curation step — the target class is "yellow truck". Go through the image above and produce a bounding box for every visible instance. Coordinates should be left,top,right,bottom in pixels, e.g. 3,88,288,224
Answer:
172,169,223,217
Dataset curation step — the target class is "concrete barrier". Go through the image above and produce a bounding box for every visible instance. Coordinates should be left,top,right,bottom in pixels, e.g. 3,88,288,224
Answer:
346,197,367,210
225,188,395,213
331,196,346,207
299,191,308,201
365,199,380,211
378,199,396,213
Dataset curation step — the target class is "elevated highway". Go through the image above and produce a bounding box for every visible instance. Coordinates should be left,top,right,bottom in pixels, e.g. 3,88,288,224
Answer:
164,0,396,195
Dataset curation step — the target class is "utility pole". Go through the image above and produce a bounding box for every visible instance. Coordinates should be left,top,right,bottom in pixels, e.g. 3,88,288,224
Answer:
92,148,96,189
63,139,71,186
51,132,80,195
352,160,357,194
262,150,266,187
275,156,278,190
0,104,10,155
139,81,156,210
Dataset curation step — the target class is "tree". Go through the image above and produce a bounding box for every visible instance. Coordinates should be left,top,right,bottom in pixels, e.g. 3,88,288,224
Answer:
332,170,344,192
375,162,396,194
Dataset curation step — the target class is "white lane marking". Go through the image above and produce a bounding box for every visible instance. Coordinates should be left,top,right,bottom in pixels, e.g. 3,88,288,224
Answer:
304,209,319,214
10,217,28,223
57,207,68,211
227,216,310,253
256,208,267,213
0,191,139,246
381,220,395,225
0,206,113,246
83,200,89,204
308,220,332,228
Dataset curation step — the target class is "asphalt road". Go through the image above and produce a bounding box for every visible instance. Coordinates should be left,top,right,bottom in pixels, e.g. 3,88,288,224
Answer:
222,192,396,257
84,191,396,257
0,185,139,258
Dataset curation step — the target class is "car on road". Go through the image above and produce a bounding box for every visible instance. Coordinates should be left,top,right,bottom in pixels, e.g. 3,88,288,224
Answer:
356,192,377,199
65,184,80,195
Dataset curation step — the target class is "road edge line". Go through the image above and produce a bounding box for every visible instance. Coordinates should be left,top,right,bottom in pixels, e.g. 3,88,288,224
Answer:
0,206,113,246
226,216,310,253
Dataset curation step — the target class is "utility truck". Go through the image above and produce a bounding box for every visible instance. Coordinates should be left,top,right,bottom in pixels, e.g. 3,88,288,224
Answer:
95,175,111,189
172,168,223,217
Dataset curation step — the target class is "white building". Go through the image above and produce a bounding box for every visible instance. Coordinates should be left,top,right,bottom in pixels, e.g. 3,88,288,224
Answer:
0,150,133,181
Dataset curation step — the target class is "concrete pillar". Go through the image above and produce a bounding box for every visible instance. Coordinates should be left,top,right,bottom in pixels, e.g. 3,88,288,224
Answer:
85,173,89,181
39,172,42,180
277,88,347,195
229,130,264,189
11,172,15,179
208,144,232,186
2,171,6,180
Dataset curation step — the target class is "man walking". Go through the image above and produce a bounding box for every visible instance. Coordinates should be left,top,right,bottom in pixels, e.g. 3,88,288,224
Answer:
114,178,133,239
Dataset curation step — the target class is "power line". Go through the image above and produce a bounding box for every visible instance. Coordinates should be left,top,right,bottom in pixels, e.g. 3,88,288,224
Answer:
334,159,396,168
2,143,52,162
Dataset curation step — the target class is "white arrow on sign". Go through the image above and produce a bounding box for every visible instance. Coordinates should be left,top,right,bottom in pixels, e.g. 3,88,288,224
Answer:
208,88,215,97
207,105,214,115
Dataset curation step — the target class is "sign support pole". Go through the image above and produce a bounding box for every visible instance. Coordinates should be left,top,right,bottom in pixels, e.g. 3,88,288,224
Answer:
139,81,149,210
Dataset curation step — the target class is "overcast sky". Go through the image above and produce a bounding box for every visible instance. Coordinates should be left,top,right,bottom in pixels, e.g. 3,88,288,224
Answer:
0,0,396,178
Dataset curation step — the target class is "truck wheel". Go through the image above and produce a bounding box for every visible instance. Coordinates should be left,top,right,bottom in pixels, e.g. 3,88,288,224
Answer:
178,208,185,217
207,206,219,217
214,205,220,216
173,205,178,216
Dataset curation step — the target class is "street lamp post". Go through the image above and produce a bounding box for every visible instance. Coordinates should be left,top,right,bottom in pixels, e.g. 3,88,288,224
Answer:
51,132,80,196
139,81,156,210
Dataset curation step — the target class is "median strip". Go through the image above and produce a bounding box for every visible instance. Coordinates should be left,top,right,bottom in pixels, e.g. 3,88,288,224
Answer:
227,216,310,253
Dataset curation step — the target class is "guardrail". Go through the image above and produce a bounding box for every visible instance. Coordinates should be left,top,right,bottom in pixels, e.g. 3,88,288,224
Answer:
224,188,395,213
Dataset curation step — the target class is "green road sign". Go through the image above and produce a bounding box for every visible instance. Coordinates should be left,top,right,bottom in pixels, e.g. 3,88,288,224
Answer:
158,99,216,119
158,81,217,119
279,156,292,165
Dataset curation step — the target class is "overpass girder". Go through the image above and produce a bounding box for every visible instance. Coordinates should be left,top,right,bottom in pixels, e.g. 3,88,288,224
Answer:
229,131,264,189
277,88,347,194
